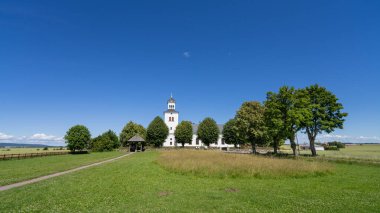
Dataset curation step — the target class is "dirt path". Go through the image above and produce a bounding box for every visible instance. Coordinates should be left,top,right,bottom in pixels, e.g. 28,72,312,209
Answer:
0,152,134,192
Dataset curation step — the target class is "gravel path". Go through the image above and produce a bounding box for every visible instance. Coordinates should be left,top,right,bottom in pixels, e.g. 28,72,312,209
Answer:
0,152,134,192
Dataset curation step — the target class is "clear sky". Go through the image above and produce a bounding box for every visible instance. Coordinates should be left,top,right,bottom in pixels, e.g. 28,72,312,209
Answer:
1,0,380,145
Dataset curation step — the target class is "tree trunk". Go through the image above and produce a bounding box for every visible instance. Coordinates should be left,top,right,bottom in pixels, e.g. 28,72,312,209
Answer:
273,138,279,154
289,134,298,156
309,137,317,156
251,142,256,154
182,143,184,148
306,129,317,156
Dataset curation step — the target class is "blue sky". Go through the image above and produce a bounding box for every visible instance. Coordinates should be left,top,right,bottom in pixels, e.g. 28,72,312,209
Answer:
1,0,380,145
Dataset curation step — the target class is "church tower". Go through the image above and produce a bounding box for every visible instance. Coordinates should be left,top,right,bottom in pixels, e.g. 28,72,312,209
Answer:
164,94,179,146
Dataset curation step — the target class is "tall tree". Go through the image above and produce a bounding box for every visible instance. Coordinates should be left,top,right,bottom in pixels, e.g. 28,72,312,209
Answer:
222,119,241,148
197,117,220,147
103,130,120,149
120,121,146,147
64,125,91,152
300,84,348,156
264,86,308,155
146,116,169,147
235,101,267,154
91,131,116,152
174,121,193,147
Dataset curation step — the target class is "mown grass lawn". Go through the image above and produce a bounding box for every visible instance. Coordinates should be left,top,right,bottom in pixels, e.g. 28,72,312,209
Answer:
1,151,379,212
0,151,125,186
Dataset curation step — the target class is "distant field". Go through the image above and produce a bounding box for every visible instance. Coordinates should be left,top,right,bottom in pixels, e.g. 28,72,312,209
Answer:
0,151,379,212
281,144,380,162
0,148,68,154
0,151,125,186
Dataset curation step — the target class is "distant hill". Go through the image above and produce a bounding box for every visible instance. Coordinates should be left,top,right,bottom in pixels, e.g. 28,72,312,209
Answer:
0,143,59,148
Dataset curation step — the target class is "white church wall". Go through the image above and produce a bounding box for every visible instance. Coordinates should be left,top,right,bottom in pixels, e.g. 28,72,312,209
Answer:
162,96,233,148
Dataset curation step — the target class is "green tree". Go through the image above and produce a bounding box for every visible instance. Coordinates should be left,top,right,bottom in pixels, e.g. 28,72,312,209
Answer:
92,135,111,152
235,101,267,154
197,117,219,147
64,125,91,152
103,130,120,149
300,84,348,156
174,121,193,147
264,86,308,155
120,121,146,147
146,116,169,147
222,119,241,148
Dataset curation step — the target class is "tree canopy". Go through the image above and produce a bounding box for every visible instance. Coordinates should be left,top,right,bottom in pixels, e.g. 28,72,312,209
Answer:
264,86,307,155
222,119,241,147
91,130,120,152
146,116,169,147
235,101,267,154
64,125,91,152
299,84,348,156
174,121,193,147
197,117,219,147
120,121,146,147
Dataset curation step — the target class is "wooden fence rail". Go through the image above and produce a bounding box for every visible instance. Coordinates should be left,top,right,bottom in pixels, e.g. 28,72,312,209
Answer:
0,151,69,160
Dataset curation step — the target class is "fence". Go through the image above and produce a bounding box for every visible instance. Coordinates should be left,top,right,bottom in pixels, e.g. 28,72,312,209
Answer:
0,151,69,160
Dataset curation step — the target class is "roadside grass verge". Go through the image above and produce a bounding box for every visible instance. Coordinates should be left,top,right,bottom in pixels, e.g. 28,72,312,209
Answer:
0,151,125,186
157,150,333,178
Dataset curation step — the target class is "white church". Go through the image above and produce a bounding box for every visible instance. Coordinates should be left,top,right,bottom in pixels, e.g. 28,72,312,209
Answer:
163,95,233,148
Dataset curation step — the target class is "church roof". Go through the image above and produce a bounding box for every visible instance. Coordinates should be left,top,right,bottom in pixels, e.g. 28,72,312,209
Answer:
191,123,224,134
167,97,176,103
128,135,145,142
164,109,178,113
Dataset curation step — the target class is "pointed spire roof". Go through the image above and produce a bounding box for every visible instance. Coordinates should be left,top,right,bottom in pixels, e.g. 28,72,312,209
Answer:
168,93,176,103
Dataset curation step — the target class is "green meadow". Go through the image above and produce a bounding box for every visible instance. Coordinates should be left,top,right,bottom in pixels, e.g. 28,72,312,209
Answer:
0,151,125,186
281,144,380,163
0,148,69,154
1,150,380,212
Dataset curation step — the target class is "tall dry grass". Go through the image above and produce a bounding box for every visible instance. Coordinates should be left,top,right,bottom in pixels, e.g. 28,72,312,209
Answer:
157,150,333,178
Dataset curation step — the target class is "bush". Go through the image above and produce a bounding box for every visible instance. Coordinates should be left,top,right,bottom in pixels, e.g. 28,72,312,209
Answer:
328,141,345,148
325,145,338,151
91,130,119,152
43,147,49,150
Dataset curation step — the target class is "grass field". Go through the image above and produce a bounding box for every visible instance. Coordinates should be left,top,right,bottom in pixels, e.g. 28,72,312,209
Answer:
281,144,380,162
0,148,69,154
1,151,379,212
158,150,332,178
0,151,125,186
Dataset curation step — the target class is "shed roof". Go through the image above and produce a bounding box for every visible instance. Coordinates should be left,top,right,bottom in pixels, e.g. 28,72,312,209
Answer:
128,135,145,142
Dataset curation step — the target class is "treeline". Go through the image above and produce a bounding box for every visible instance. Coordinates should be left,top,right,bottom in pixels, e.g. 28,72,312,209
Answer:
64,117,170,152
63,116,221,152
222,84,347,156
64,84,347,156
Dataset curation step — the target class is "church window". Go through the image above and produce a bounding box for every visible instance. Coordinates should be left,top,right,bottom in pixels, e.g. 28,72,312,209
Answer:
170,127,172,130
196,138,199,145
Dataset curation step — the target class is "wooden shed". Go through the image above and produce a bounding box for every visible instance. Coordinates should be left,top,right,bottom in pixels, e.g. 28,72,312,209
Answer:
128,135,146,152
